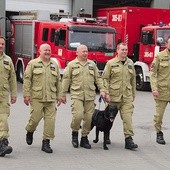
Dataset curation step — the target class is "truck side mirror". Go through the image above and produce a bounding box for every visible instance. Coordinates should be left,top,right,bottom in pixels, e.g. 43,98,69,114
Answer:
55,30,60,46
141,32,153,45
117,38,122,44
6,19,12,38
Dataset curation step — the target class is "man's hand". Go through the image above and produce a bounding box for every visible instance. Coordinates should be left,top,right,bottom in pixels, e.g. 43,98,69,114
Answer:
100,92,106,102
56,99,62,107
24,96,31,106
152,90,159,97
105,94,111,103
11,96,17,104
61,96,67,104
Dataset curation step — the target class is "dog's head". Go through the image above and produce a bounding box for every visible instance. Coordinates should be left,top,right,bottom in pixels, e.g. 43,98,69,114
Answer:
105,105,118,122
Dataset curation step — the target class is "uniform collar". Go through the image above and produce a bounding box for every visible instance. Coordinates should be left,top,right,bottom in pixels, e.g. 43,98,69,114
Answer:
166,48,170,55
0,52,5,60
37,57,51,65
75,57,91,65
114,55,128,64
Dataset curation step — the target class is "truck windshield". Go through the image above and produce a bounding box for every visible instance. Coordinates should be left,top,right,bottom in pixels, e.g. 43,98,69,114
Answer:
157,29,170,45
68,30,115,52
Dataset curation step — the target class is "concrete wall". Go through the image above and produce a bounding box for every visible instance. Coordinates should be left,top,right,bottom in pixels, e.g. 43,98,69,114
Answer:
151,0,170,8
0,0,6,37
6,0,71,14
72,0,93,17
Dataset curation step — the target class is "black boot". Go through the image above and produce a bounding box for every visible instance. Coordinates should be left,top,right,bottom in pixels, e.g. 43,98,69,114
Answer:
125,136,138,150
42,139,53,153
72,131,79,148
80,136,91,149
26,131,34,145
156,131,166,145
0,139,12,157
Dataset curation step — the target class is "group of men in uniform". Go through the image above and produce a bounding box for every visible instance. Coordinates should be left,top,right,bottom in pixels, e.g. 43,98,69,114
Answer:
0,35,170,157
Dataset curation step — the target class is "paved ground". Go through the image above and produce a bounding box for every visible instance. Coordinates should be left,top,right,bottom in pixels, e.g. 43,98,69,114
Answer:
1,82,170,170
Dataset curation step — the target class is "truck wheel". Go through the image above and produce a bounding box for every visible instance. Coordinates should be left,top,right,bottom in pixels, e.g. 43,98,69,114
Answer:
17,64,24,83
136,67,150,91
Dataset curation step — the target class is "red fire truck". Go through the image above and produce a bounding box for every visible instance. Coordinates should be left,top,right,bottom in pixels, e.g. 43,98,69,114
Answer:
95,7,170,90
7,11,116,82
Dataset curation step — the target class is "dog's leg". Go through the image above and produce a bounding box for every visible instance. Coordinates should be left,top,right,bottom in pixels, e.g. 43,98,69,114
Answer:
106,131,111,144
103,131,109,150
93,128,99,143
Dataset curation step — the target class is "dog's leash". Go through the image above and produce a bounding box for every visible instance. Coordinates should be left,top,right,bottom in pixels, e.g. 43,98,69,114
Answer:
98,96,107,110
98,96,111,121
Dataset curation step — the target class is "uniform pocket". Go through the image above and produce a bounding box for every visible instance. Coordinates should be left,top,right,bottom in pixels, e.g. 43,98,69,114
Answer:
50,86,57,99
110,84,120,96
70,86,81,95
126,85,132,97
3,84,9,96
111,67,120,77
72,69,79,76
4,65,10,77
160,62,168,67
88,70,95,82
50,70,58,85
51,70,58,77
72,69,81,83
32,86,43,99
33,69,43,80
88,85,96,97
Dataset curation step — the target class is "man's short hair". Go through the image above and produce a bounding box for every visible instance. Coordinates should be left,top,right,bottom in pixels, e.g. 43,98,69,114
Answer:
117,42,127,49
0,36,5,40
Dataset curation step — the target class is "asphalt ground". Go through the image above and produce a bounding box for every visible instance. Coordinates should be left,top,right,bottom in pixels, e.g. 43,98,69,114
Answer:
1,82,170,170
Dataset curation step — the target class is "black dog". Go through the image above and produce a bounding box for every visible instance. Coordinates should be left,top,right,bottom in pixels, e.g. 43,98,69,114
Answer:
91,104,118,150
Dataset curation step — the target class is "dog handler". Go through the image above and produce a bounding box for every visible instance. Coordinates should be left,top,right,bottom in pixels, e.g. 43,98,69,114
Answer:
61,44,106,149
150,36,170,145
103,42,138,150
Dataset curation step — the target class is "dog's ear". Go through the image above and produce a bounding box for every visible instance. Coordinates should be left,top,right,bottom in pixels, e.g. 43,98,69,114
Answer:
105,105,109,112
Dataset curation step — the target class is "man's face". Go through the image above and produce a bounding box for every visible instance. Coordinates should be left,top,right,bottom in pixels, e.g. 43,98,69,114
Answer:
40,45,51,60
166,39,170,50
117,44,128,58
0,38,5,54
77,46,88,61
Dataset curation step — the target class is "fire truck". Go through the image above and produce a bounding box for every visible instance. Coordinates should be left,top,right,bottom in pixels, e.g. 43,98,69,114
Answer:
95,7,170,91
6,11,116,83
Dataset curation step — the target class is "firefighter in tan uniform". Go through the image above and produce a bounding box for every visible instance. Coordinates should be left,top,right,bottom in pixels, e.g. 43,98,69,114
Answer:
61,45,106,149
150,36,170,145
0,36,17,156
23,43,62,153
103,43,138,150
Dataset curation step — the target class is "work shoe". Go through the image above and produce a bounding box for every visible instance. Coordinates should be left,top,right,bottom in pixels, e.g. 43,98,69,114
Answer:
72,131,79,148
156,131,166,145
42,139,53,153
26,131,34,145
80,136,91,149
125,136,138,150
0,139,12,157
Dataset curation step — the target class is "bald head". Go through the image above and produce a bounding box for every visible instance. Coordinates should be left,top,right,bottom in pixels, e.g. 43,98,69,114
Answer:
0,37,5,55
39,43,51,62
76,44,88,62
40,43,51,51
76,44,87,52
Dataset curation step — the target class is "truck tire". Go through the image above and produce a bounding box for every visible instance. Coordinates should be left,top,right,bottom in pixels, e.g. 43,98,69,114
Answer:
16,64,24,83
136,67,150,91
